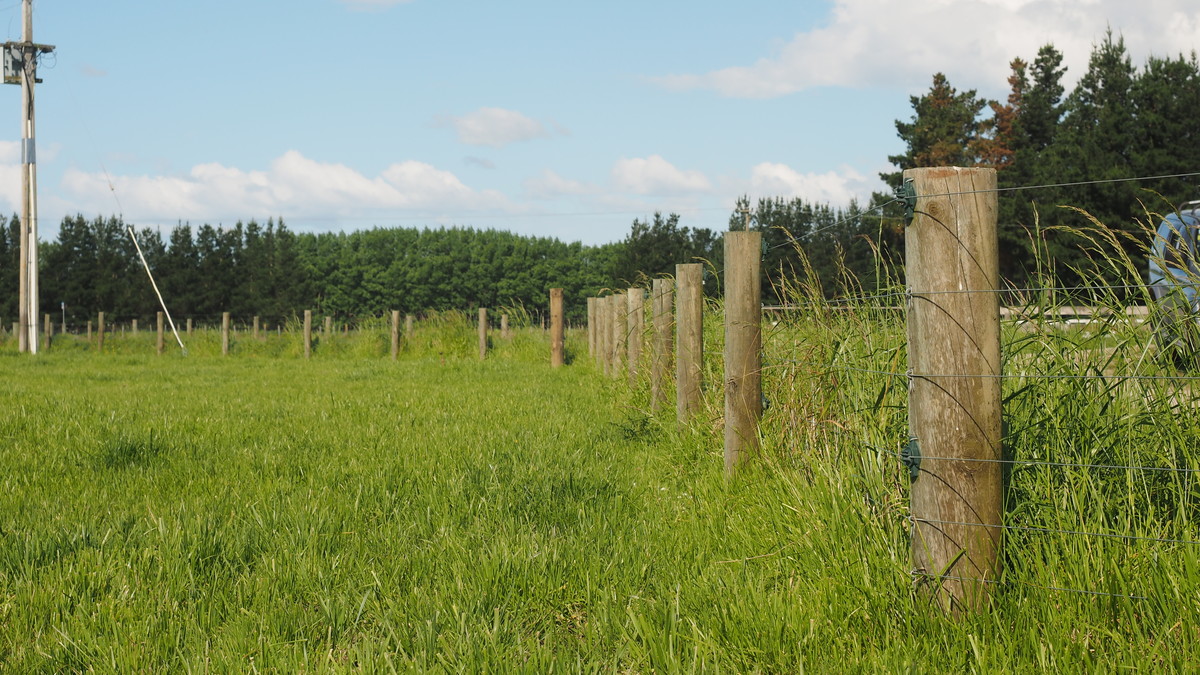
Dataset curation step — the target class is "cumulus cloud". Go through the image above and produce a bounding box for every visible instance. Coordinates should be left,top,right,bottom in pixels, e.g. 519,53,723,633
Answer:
747,163,882,205
438,107,558,148
522,170,595,200
611,155,711,196
58,150,514,224
654,0,1200,97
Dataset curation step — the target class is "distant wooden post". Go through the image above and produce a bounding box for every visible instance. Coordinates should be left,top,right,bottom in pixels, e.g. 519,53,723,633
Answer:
724,231,763,475
651,278,674,413
186,318,192,336
676,263,703,423
86,320,92,342
406,314,414,339
478,307,488,360
391,310,401,361
221,312,231,355
586,297,597,359
611,294,626,378
97,312,105,352
157,311,165,356
501,313,510,340
42,313,51,350
905,166,1002,613
253,315,260,340
550,288,565,368
304,310,313,359
626,288,644,386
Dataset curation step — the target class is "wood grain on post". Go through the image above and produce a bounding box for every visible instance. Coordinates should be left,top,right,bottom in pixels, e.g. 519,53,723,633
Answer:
304,310,313,359
626,288,644,386
598,297,611,375
611,294,626,378
724,231,763,475
676,263,704,423
98,312,105,352
651,278,674,413
157,311,164,356
478,308,488,360
905,166,1002,614
586,297,596,359
550,288,565,368
391,310,401,361
221,312,231,356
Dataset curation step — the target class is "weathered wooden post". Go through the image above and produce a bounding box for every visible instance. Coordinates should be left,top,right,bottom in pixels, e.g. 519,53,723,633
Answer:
651,278,674,413
221,312,231,356
478,308,489,360
157,311,165,356
391,310,401,361
676,263,704,422
86,320,92,342
131,318,138,335
724,231,763,475
405,314,414,339
550,288,565,367
253,315,260,340
626,288,644,386
186,318,192,336
611,294,626,378
324,316,332,337
42,313,50,350
905,166,1002,613
98,312,105,352
586,297,595,359
501,313,510,340
304,310,313,359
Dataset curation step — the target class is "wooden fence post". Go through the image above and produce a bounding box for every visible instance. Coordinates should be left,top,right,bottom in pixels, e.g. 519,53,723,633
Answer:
905,166,1002,613
625,288,643,386
651,278,675,413
597,297,610,375
586,297,596,359
222,312,231,356
323,316,332,337
253,315,260,340
611,294,626,378
391,310,401,361
676,263,704,423
43,313,51,350
406,314,414,339
304,310,313,359
98,312,105,352
186,318,192,336
157,311,165,356
501,313,510,340
131,318,138,335
550,288,565,367
87,320,92,342
478,308,489,360
724,231,763,475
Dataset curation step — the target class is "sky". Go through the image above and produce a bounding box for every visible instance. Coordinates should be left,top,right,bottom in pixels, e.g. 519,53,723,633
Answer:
3,0,1199,246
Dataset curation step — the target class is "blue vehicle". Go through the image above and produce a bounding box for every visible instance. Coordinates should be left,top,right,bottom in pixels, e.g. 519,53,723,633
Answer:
1148,200,1200,366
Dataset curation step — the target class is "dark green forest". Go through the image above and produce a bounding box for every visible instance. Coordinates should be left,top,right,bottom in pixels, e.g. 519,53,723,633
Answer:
5,34,1198,327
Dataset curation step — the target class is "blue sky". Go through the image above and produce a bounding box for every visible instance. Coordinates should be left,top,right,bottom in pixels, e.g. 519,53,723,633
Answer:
5,0,1199,245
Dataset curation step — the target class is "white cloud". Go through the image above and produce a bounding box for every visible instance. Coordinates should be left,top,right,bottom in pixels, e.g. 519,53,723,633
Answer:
439,107,557,148
57,150,515,225
747,163,882,205
522,170,595,200
611,155,711,196
654,0,1200,98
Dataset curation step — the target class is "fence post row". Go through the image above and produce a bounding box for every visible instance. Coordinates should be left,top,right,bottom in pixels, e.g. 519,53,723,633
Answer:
724,231,763,475
904,166,1003,614
651,278,674,414
676,263,704,423
550,288,565,368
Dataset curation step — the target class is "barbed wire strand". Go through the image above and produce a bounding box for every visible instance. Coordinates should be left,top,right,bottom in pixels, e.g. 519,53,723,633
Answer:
912,516,1200,547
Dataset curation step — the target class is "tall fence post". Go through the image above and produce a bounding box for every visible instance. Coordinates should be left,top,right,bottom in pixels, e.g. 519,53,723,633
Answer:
651,278,674,414
304,310,313,359
478,307,488,360
676,263,703,423
905,166,1002,614
598,296,611,375
724,231,763,475
586,297,597,360
391,310,401,361
222,312,231,356
626,288,644,387
97,312,105,352
611,293,626,378
550,288,565,368
157,311,165,356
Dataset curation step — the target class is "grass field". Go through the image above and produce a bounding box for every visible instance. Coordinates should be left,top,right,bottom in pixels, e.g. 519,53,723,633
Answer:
2,319,1200,672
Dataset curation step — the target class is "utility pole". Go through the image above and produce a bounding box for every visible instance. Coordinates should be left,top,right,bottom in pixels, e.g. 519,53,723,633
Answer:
4,0,53,353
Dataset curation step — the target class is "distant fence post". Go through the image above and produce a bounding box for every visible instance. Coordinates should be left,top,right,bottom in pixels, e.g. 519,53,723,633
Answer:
676,263,703,423
324,316,332,337
304,310,313,359
501,313,510,340
87,320,92,342
391,310,401,361
611,294,626,378
651,278,674,413
550,288,565,368
405,314,414,339
478,307,488,360
43,313,51,350
98,312,105,352
586,297,597,360
626,288,644,386
157,311,165,356
598,297,610,375
253,315,260,340
186,318,192,336
905,166,1002,614
222,312,231,355
724,231,763,475
132,318,138,335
